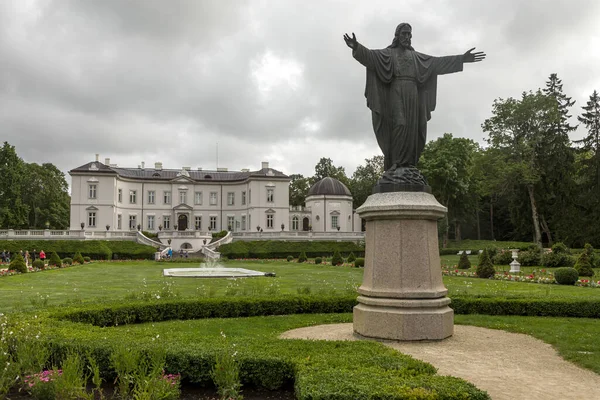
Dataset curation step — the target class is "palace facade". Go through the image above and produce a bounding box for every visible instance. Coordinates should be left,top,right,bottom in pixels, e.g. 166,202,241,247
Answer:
69,156,362,235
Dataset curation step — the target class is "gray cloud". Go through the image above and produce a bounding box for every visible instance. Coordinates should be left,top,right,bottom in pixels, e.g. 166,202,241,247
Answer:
1,0,599,182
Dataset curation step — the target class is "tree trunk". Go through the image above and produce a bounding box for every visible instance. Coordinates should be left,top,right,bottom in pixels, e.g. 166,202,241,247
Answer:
489,200,495,241
476,198,481,241
527,184,543,248
540,215,553,247
454,221,462,242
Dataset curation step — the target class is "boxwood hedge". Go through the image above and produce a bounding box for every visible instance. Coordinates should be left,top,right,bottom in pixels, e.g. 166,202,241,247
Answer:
219,240,365,259
0,240,156,260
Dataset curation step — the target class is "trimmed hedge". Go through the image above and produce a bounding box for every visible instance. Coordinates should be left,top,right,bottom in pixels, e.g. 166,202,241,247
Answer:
457,252,471,269
219,240,364,259
0,240,156,260
9,253,27,273
450,297,600,318
555,267,579,285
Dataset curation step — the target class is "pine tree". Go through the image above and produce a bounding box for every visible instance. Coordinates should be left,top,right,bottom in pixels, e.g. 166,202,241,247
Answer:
458,252,471,269
576,90,600,188
476,248,495,279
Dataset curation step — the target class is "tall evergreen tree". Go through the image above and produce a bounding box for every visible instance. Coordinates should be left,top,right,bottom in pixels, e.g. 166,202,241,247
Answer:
576,90,600,187
0,142,29,228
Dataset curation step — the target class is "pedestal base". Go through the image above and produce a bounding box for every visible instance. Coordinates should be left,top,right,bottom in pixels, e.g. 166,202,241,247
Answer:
353,296,453,341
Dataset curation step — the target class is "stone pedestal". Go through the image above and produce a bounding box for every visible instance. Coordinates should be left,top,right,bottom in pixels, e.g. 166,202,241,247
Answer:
353,191,453,341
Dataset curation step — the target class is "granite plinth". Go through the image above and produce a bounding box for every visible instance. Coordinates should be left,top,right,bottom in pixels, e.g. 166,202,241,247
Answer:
353,191,453,341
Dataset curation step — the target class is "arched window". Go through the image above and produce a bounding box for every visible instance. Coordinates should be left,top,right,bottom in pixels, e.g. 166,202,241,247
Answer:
292,216,299,231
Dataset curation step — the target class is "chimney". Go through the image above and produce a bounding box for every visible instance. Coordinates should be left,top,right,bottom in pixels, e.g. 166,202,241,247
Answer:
183,166,191,171
241,168,250,172
104,158,110,165
197,167,202,171
155,162,163,170
95,154,99,162
141,161,145,169
261,161,269,169
217,167,228,172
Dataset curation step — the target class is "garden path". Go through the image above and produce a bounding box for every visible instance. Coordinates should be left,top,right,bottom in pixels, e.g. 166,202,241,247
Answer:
280,324,600,400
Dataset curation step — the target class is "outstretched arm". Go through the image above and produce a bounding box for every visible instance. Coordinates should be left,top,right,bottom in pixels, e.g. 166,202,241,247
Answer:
343,32,378,70
343,32,358,50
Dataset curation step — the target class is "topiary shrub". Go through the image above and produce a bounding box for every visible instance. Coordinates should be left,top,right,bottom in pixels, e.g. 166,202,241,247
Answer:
354,258,365,268
476,248,495,279
554,267,579,285
457,252,471,269
583,243,599,268
551,242,569,254
574,252,594,277
331,250,343,266
542,251,574,268
315,257,322,264
298,251,307,263
10,254,27,273
73,251,85,265
347,252,356,263
32,259,45,270
286,255,294,262
517,245,542,266
48,251,62,267
493,250,513,265
62,257,73,266
83,256,91,263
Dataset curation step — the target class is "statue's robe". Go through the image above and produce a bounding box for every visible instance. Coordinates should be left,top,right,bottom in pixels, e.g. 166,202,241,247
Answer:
353,43,464,170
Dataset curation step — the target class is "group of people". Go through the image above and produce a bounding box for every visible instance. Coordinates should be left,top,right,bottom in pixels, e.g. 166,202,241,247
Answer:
0,249,46,266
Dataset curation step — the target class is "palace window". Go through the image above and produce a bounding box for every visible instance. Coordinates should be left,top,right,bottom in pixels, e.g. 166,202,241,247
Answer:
227,216,235,231
292,216,299,231
241,191,246,205
88,184,97,199
179,191,187,204
210,192,218,205
266,214,274,229
118,188,122,203
147,215,155,230
129,190,137,204
331,215,339,229
241,215,246,230
148,190,155,204
195,216,202,230
210,216,217,230
227,192,235,206
117,214,122,230
129,215,137,229
194,192,203,205
249,189,251,204
164,191,171,204
87,212,96,227
267,188,274,202
163,216,170,230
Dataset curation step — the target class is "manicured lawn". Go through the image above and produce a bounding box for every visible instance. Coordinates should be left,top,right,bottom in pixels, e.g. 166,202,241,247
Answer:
2,259,600,313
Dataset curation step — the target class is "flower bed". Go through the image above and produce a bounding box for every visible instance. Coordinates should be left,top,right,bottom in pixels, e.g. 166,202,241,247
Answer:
442,268,600,288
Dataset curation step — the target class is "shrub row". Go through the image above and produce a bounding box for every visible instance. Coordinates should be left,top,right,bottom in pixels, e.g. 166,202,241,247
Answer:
0,240,156,260
57,294,600,328
219,240,365,259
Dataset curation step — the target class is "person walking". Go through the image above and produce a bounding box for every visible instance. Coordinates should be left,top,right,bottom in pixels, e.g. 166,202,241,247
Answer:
39,249,46,264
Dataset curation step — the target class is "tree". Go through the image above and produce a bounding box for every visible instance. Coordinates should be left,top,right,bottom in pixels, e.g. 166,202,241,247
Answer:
482,90,561,247
418,133,479,246
288,174,310,207
21,163,71,229
349,155,383,208
576,90,600,188
311,157,349,186
0,142,29,228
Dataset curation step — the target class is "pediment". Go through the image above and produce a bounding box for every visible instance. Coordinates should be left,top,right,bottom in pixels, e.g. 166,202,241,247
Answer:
86,206,99,211
264,208,276,213
173,203,193,210
170,176,194,183
329,210,341,216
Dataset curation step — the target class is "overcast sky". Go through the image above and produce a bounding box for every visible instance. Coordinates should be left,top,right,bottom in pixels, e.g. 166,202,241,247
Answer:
2,0,600,183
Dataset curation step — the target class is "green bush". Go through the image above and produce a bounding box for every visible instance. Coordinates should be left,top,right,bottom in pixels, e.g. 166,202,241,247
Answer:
286,255,293,262
9,253,27,273
492,250,513,265
347,252,356,263
32,259,45,269
517,245,542,266
219,241,364,259
583,243,599,268
475,249,495,279
354,258,365,268
211,230,229,243
314,257,322,264
541,251,575,268
48,251,62,267
554,267,579,285
62,257,73,265
298,252,307,263
457,252,471,269
83,256,91,262
450,296,600,318
73,251,85,265
0,240,156,260
331,250,343,266
478,248,497,265
574,252,594,277
551,242,569,254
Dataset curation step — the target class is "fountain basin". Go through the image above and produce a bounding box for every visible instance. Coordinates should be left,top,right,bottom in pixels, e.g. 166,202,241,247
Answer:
163,267,269,278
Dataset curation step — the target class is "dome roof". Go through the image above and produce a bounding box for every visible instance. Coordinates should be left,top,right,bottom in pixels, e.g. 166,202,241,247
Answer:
307,177,351,197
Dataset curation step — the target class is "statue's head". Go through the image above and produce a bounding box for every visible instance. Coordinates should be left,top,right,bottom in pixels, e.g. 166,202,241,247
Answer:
389,23,413,50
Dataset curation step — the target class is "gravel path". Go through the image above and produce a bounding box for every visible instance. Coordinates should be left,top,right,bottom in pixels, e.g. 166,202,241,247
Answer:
280,323,600,400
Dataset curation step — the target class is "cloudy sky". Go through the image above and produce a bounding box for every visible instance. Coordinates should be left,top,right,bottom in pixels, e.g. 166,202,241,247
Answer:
2,0,600,183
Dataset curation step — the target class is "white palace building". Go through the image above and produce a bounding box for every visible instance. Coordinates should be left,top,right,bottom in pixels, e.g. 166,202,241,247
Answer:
67,156,362,249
